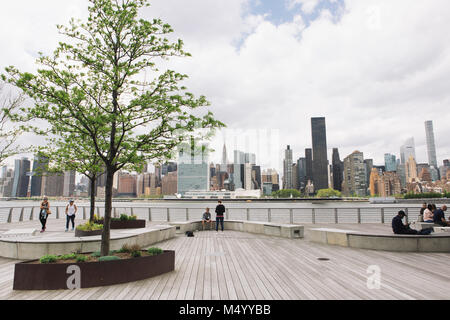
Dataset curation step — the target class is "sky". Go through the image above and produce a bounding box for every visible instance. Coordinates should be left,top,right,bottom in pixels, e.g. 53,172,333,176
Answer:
1,0,450,176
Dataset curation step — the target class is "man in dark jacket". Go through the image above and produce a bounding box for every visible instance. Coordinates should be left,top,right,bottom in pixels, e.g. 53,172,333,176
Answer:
433,205,449,226
392,210,432,235
215,200,225,232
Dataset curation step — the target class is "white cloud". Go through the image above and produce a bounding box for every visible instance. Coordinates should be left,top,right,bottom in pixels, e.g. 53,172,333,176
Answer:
1,0,450,174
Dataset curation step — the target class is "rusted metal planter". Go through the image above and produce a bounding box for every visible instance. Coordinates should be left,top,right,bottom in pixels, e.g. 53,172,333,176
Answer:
95,219,146,229
13,250,175,290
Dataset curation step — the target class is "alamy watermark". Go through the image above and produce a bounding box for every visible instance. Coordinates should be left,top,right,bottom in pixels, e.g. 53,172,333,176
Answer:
366,265,381,290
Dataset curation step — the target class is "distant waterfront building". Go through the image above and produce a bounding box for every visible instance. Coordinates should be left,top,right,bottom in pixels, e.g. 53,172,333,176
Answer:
11,158,31,198
418,167,432,182
405,155,418,183
63,170,76,197
162,171,178,195
364,159,374,192
262,182,273,196
117,172,137,197
305,148,314,186
41,172,65,197
283,145,293,189
424,121,438,168
384,154,397,172
311,117,328,191
30,155,48,197
244,163,252,190
370,169,401,197
342,151,367,197
262,169,280,192
177,144,209,196
0,169,14,197
400,137,416,165
220,143,228,172
396,161,407,188
332,148,343,191
296,157,306,191
292,163,298,190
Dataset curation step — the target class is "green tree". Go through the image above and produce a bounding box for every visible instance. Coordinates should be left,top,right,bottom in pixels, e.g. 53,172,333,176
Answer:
272,189,301,198
316,188,342,198
4,0,224,255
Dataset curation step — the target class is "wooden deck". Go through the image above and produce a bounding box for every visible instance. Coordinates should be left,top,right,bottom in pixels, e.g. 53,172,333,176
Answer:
1,227,450,300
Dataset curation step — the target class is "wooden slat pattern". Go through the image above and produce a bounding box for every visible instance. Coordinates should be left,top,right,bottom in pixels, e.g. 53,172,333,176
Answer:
1,229,450,300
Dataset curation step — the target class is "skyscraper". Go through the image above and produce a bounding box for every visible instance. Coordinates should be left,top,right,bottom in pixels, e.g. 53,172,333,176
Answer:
384,154,397,172
283,145,293,189
400,137,416,165
311,117,328,191
297,157,306,191
11,158,31,197
30,155,48,197
220,143,228,172
63,170,76,197
342,151,367,197
406,155,418,183
424,121,437,168
177,143,210,195
305,148,313,185
332,148,343,191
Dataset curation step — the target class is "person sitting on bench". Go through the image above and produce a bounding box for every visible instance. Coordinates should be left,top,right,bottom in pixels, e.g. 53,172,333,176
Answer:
202,208,212,230
423,204,434,223
392,210,432,235
433,205,450,227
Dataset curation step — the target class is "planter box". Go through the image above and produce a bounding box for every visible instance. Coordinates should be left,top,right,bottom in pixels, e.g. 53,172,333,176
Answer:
96,219,146,229
75,229,103,237
13,250,175,290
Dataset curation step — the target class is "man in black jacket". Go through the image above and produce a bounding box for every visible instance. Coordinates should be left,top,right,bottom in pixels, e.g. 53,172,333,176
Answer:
215,200,225,232
392,210,432,235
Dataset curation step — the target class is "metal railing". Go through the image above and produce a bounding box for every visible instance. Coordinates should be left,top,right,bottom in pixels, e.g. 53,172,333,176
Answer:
0,205,422,225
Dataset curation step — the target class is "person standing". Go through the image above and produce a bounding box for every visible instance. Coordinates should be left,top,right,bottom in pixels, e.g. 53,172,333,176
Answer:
65,199,77,232
39,196,51,233
215,200,225,232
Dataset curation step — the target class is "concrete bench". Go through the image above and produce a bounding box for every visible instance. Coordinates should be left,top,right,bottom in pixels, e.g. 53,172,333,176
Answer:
169,220,304,239
409,222,439,231
308,227,450,252
433,227,450,233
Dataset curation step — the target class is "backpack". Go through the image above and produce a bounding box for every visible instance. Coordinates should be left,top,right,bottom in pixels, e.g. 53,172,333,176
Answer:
185,231,194,237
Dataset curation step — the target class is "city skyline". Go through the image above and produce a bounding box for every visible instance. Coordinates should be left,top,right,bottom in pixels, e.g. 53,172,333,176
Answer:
1,1,450,180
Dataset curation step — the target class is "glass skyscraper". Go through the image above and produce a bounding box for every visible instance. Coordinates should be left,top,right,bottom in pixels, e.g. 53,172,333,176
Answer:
424,120,437,168
311,117,329,191
384,153,397,172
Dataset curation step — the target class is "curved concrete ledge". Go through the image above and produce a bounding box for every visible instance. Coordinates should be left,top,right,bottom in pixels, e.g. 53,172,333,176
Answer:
308,228,450,252
0,225,176,260
169,220,304,239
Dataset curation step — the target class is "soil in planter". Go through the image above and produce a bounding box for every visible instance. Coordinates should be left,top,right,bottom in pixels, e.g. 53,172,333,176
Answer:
31,251,162,265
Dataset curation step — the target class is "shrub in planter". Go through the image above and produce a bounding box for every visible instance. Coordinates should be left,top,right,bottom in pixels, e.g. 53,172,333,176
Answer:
40,255,58,264
76,221,103,232
131,250,142,258
147,247,163,256
76,255,88,263
98,256,120,262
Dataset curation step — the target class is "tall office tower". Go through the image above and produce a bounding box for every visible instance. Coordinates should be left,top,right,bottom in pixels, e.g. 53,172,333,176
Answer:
221,143,228,172
245,153,256,165
244,163,252,190
41,172,65,197
342,151,367,197
332,148,343,191
424,121,438,168
283,145,293,189
292,163,299,190
177,144,209,195
397,162,407,188
0,169,14,197
311,117,328,191
384,154,397,172
63,170,76,197
251,165,261,190
162,162,177,176
162,171,178,195
305,148,313,185
233,150,246,189
297,157,306,191
405,155,418,183
30,155,48,197
363,159,373,191
11,158,31,197
400,137,416,165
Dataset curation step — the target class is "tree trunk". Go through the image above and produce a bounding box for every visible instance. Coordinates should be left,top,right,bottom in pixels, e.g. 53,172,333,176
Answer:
89,176,96,222
100,167,115,256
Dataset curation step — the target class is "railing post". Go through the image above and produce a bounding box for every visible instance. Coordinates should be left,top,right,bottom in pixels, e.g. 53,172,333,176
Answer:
357,208,361,224
114,207,117,218
405,208,409,224
19,207,24,222
167,208,170,222
334,208,338,224
97,206,100,217
312,208,316,224
246,208,250,221
289,209,293,224
381,208,385,224
226,208,229,220
148,208,152,221
56,207,60,219
83,207,86,220
7,208,13,223
131,207,134,217
186,208,189,221
30,207,34,221
268,208,271,223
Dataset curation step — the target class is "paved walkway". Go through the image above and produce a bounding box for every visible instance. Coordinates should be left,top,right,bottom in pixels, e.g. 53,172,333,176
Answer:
0,220,449,300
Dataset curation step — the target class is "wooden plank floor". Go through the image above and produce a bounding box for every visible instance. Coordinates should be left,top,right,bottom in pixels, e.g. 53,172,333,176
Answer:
0,229,449,300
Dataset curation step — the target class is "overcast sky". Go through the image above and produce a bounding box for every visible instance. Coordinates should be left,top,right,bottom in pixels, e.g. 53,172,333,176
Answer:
1,0,450,175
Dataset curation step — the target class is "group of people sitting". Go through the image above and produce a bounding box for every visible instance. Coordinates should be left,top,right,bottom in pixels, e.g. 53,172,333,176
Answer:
392,202,449,235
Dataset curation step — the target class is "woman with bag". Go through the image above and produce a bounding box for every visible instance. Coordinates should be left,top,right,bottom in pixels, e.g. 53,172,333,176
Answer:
39,196,51,232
